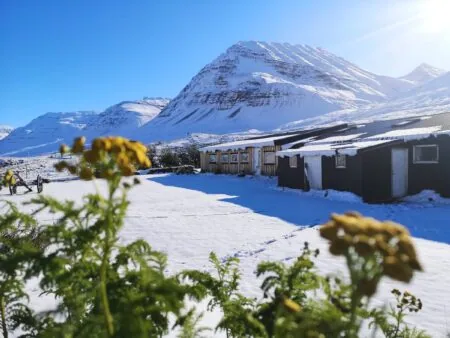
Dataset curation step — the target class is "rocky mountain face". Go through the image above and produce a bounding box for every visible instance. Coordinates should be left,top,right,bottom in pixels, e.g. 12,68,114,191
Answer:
138,41,418,140
0,98,170,156
139,41,448,139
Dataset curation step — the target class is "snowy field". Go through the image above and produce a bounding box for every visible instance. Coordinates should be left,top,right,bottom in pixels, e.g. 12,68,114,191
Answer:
2,174,450,337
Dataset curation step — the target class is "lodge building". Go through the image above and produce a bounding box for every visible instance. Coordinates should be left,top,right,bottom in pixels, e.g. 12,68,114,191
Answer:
200,112,450,203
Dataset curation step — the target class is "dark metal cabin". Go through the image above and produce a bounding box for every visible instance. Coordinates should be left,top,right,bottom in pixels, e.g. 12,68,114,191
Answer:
277,112,450,202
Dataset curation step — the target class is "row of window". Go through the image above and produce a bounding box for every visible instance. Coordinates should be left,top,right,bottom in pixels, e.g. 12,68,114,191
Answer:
209,151,277,164
210,145,440,167
209,152,248,164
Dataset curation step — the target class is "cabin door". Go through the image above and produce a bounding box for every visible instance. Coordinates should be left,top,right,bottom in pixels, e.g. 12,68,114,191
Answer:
391,148,408,198
253,148,261,175
304,156,322,190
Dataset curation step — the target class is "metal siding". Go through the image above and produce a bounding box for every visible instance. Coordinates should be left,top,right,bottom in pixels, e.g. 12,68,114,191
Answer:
407,135,450,197
277,156,305,189
361,147,392,202
322,155,363,196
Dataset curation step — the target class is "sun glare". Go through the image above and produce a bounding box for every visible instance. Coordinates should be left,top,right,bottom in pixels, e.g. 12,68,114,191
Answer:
420,0,450,33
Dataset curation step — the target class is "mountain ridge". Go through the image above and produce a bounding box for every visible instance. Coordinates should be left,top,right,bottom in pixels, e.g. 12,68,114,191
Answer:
1,40,449,156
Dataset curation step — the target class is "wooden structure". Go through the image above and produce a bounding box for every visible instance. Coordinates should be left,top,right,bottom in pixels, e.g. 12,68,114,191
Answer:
2,172,44,195
200,145,281,176
200,126,346,176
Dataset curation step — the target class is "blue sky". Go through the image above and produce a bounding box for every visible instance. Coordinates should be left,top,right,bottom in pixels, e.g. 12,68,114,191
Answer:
1,0,450,127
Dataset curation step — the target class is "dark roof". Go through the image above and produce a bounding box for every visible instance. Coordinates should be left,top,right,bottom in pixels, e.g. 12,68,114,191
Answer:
314,112,450,140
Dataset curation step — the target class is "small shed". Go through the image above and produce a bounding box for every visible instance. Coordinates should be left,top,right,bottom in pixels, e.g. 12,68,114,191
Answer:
277,113,450,202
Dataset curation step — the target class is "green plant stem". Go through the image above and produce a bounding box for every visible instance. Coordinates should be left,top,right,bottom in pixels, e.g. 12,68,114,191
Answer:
1,295,8,338
100,234,113,337
392,308,404,338
346,252,361,338
99,181,117,337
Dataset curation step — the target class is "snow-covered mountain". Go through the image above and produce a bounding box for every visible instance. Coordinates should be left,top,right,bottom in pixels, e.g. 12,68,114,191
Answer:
0,126,13,140
84,98,170,137
0,98,170,156
137,41,415,140
1,41,449,156
279,70,450,131
400,63,447,86
0,112,98,156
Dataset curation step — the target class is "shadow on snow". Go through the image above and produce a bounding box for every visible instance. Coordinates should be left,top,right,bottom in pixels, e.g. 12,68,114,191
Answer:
148,174,450,245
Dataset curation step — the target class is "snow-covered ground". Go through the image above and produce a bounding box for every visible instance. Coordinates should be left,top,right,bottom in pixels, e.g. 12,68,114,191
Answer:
2,174,450,337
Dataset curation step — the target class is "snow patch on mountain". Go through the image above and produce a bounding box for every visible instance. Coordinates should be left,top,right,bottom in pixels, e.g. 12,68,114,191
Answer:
85,98,170,137
0,98,170,157
0,112,98,156
400,63,447,86
0,126,13,140
278,72,450,131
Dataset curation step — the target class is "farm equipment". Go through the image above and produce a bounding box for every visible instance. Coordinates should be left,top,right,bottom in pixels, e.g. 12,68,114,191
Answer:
1,170,45,195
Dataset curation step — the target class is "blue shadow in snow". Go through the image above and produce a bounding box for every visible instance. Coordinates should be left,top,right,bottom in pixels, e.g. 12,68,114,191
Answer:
148,174,450,245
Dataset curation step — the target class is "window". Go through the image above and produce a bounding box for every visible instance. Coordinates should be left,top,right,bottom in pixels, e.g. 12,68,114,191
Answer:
209,154,217,163
413,145,439,163
230,153,239,163
221,153,229,163
240,152,249,163
335,154,346,168
289,156,297,168
264,151,276,164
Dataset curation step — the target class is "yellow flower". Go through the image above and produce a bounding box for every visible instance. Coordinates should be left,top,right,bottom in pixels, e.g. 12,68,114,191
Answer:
79,167,94,181
397,234,417,259
120,164,135,177
5,170,14,180
283,298,302,313
72,136,86,154
59,144,70,155
111,143,125,154
329,236,351,256
383,256,413,283
92,138,111,152
319,222,338,241
353,235,374,256
116,152,129,167
83,150,101,164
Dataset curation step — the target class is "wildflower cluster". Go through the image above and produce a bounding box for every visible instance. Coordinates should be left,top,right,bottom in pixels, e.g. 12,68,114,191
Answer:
369,289,427,338
2,169,16,187
55,136,151,180
391,289,422,313
320,211,422,283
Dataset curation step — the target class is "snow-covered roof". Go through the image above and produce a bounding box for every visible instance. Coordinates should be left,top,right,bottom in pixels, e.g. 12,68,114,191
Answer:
309,133,366,144
277,139,395,158
280,136,317,150
200,134,296,152
366,126,443,141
